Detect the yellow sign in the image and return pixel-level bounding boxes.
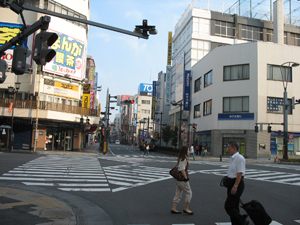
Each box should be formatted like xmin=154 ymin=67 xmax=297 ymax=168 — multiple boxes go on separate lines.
xmin=82 ymin=84 xmax=90 ymax=108
xmin=167 ymin=31 xmax=172 ymax=65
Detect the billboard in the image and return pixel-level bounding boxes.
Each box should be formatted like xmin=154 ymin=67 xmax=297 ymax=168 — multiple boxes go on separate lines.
xmin=43 ymin=16 xmax=86 ymax=80
xmin=0 ymin=22 xmax=31 ymax=68
xmin=165 ymin=66 xmax=171 ymax=105
xmin=138 ymin=83 xmax=152 ymax=96
xmin=43 ymin=78 xmax=79 ymax=99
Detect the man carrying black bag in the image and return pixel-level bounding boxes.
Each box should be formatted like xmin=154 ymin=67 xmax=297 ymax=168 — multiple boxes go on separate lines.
xmin=224 ymin=141 xmax=249 ymax=225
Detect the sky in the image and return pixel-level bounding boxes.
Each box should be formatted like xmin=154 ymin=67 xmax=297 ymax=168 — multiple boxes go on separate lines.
xmin=86 ymin=0 xmax=299 ymax=121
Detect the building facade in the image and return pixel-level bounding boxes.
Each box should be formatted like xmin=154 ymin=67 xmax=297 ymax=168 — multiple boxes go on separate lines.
xmin=0 ymin=0 xmax=100 ymax=151
xmin=169 ymin=0 xmax=300 ymax=152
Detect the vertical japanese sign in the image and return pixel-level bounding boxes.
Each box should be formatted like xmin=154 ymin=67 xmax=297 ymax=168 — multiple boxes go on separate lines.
xmin=167 ymin=31 xmax=172 ymax=65
xmin=165 ymin=65 xmax=171 ymax=106
xmin=82 ymin=84 xmax=90 ymax=109
xmin=183 ymin=70 xmax=191 ymax=111
xmin=152 ymin=81 xmax=157 ymax=120
xmin=175 ymin=52 xmax=184 ymax=102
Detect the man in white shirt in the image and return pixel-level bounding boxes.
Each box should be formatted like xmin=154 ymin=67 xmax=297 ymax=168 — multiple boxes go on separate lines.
xmin=224 ymin=141 xmax=249 ymax=225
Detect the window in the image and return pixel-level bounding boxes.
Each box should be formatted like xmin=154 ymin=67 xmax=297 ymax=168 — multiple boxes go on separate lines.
xmin=290 ymin=33 xmax=300 ymax=46
xmin=204 ymin=100 xmax=212 ymax=116
xmin=267 ymin=29 xmax=273 ymax=42
xmin=241 ymin=25 xmax=263 ymax=41
xmin=204 ymin=70 xmax=212 ymax=87
xmin=141 ymin=109 xmax=150 ymax=114
xmin=267 ymin=97 xmax=292 ymax=114
xmin=224 ymin=64 xmax=249 ymax=81
xmin=215 ymin=21 xmax=235 ymax=38
xmin=194 ymin=104 xmax=201 ymax=118
xmin=223 ymin=97 xmax=249 ymax=113
xmin=267 ymin=65 xmax=292 ymax=82
xmin=73 ymin=100 xmax=79 ymax=106
xmin=194 ymin=77 xmax=201 ymax=92
xmin=142 ymin=100 xmax=150 ymax=104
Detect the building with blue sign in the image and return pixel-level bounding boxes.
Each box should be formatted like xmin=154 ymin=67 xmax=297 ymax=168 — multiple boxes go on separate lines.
xmin=190 ymin=40 xmax=300 ymax=158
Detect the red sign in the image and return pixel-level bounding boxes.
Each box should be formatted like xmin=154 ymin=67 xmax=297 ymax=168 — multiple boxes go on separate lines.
xmin=289 ymin=133 xmax=294 ymax=140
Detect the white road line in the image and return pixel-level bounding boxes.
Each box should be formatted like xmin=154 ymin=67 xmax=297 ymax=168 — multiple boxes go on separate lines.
xmin=58 ymin=188 xmax=111 ymax=192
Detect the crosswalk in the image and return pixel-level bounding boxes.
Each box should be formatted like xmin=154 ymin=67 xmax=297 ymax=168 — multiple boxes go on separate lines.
xmin=0 ymin=155 xmax=179 ymax=192
xmin=1 ymin=154 xmax=299 ymax=193
xmin=201 ymin=168 xmax=300 ymax=186
xmin=0 ymin=155 xmax=110 ymax=192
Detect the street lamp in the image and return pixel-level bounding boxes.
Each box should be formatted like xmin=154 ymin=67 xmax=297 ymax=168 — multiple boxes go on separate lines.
xmin=171 ymin=100 xmax=183 ymax=148
xmin=7 ymin=81 xmax=20 ymax=151
xmin=280 ymin=61 xmax=299 ymax=160
xmin=155 ymin=112 xmax=163 ymax=146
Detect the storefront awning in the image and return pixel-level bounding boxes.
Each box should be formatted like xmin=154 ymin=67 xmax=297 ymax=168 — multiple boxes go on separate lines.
xmin=85 ymin=125 xmax=98 ymax=134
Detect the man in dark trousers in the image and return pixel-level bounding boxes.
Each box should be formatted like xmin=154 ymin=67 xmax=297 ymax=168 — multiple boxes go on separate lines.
xmin=224 ymin=141 xmax=249 ymax=225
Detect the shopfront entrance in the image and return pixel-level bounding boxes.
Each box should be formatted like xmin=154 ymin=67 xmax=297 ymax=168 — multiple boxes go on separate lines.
xmin=46 ymin=128 xmax=73 ymax=151
xmin=223 ymin=137 xmax=246 ymax=156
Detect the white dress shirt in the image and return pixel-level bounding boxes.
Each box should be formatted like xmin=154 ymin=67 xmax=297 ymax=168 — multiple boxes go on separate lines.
xmin=226 ymin=152 xmax=245 ymax=178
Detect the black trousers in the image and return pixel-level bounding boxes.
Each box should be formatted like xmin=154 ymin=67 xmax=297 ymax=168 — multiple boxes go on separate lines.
xmin=224 ymin=178 xmax=245 ymax=225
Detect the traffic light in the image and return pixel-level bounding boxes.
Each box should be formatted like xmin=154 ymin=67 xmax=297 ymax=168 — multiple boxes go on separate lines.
xmin=255 ymin=125 xmax=259 ymax=133
xmin=192 ymin=125 xmax=196 ymax=132
xmin=0 ymin=59 xmax=7 ymax=83
xmin=33 ymin=30 xmax=58 ymax=65
xmin=122 ymin=100 xmax=134 ymax=104
xmin=11 ymin=46 xmax=31 ymax=75
xmin=268 ymin=125 xmax=272 ymax=133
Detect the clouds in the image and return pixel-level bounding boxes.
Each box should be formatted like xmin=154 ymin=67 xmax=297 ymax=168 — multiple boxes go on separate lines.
xmin=125 ymin=10 xmax=144 ymax=21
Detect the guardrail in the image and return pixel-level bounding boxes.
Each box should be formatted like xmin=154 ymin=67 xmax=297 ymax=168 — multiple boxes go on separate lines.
xmin=0 ymin=98 xmax=98 ymax=116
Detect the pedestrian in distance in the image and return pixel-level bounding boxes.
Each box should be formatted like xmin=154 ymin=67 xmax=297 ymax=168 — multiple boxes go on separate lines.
xmin=198 ymin=144 xmax=202 ymax=156
xmin=224 ymin=141 xmax=249 ymax=225
xmin=143 ymin=141 xmax=149 ymax=157
xmin=195 ymin=145 xmax=199 ymax=156
xmin=202 ymin=146 xmax=207 ymax=159
xmin=171 ymin=146 xmax=194 ymax=215
xmin=189 ymin=144 xmax=195 ymax=160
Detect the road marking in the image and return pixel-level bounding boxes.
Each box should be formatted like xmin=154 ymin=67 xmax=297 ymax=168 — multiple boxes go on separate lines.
xmin=0 ymin=155 xmax=111 ymax=192
xmin=216 ymin=222 xmax=283 ymax=225
xmin=201 ymin=168 xmax=300 ymax=186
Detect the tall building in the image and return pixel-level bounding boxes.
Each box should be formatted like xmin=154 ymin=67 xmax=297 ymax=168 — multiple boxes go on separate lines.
xmin=170 ymin=0 xmax=300 ymax=149
xmin=0 ymin=0 xmax=99 ymax=151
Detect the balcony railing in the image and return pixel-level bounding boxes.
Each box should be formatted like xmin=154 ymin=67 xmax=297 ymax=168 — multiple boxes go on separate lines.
xmin=0 ymin=98 xmax=98 ymax=116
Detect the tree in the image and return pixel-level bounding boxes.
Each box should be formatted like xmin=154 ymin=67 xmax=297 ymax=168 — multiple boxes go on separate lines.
xmin=162 ymin=125 xmax=172 ymax=146
xmin=172 ymin=126 xmax=178 ymax=147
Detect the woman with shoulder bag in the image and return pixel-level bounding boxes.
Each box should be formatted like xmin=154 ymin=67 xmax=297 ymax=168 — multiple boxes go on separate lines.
xmin=171 ymin=146 xmax=194 ymax=215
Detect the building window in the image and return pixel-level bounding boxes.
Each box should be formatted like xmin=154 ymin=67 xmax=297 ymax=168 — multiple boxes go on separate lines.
xmin=267 ymin=65 xmax=292 ymax=82
xmin=194 ymin=104 xmax=201 ymax=118
xmin=141 ymin=109 xmax=150 ymax=114
xmin=204 ymin=100 xmax=212 ymax=116
xmin=224 ymin=64 xmax=249 ymax=81
xmin=290 ymin=33 xmax=300 ymax=46
xmin=194 ymin=77 xmax=201 ymax=92
xmin=215 ymin=21 xmax=235 ymax=38
xmin=204 ymin=70 xmax=212 ymax=87
xmin=223 ymin=97 xmax=249 ymax=113
xmin=267 ymin=97 xmax=292 ymax=114
xmin=267 ymin=29 xmax=273 ymax=42
xmin=241 ymin=25 xmax=263 ymax=41
xmin=142 ymin=100 xmax=150 ymax=104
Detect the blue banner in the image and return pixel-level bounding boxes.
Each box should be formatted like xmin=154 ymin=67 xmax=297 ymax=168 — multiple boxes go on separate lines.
xmin=152 ymin=81 xmax=157 ymax=120
xmin=218 ymin=113 xmax=254 ymax=120
xmin=183 ymin=70 xmax=191 ymax=111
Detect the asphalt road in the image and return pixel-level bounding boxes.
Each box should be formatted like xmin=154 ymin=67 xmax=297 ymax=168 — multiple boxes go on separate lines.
xmin=0 ymin=145 xmax=299 ymax=225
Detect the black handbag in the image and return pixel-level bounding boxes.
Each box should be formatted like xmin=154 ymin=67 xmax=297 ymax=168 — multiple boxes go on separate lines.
xmin=220 ymin=176 xmax=230 ymax=187
xmin=169 ymin=164 xmax=184 ymax=181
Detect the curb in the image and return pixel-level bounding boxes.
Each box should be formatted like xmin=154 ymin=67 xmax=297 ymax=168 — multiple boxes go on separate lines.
xmin=0 ymin=182 xmax=113 ymax=225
